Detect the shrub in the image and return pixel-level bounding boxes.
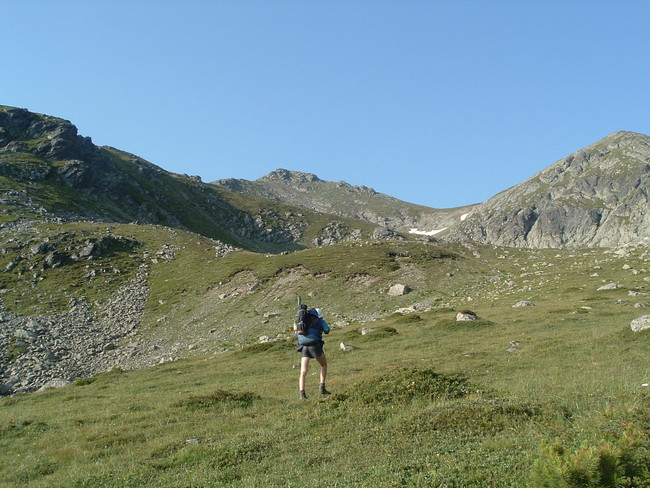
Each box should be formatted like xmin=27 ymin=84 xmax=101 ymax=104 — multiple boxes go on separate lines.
xmin=530 ymin=428 xmax=650 ymax=487
xmin=334 ymin=368 xmax=470 ymax=406
xmin=175 ymin=390 xmax=260 ymax=410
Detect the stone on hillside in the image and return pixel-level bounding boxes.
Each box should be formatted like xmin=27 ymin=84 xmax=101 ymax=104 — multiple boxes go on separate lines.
xmin=456 ymin=311 xmax=477 ymax=322
xmin=340 ymin=342 xmax=355 ymax=352
xmin=628 ymin=290 xmax=649 ymax=297
xmin=630 ymin=315 xmax=650 ymax=332
xmin=512 ymin=300 xmax=535 ymax=308
xmin=361 ymin=328 xmax=374 ymax=335
xmin=14 ymin=328 xmax=37 ymax=341
xmin=388 ymin=284 xmax=411 ymax=296
xmin=37 ymin=378 xmax=71 ymax=391
xmin=597 ymin=283 xmax=620 ymax=291
xmin=395 ymin=306 xmax=417 ymax=314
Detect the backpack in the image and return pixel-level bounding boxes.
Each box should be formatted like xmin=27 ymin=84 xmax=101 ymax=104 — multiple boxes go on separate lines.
xmin=295 ymin=306 xmax=319 ymax=335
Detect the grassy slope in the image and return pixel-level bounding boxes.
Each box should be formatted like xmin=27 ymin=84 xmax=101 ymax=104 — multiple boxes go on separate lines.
xmin=1 ymin=233 xmax=649 ymax=486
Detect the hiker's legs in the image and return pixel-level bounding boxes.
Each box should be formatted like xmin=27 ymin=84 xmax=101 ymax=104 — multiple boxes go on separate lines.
xmin=299 ymin=357 xmax=310 ymax=391
xmin=316 ymin=353 xmax=327 ymax=384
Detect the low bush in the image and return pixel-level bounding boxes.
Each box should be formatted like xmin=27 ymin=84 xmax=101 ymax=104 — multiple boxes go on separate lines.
xmin=175 ymin=390 xmax=260 ymax=410
xmin=334 ymin=367 xmax=470 ymax=406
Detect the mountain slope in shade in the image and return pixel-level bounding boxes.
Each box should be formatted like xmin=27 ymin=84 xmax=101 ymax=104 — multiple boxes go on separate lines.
xmin=451 ymin=131 xmax=650 ymax=248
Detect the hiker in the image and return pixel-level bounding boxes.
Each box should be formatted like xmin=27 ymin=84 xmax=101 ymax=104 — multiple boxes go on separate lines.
xmin=295 ymin=307 xmax=330 ymax=399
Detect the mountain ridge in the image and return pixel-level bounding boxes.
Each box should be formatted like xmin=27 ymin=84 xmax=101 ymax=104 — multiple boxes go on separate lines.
xmin=1 ymin=105 xmax=648 ymax=251
xmin=213 ymin=168 xmax=477 ymax=237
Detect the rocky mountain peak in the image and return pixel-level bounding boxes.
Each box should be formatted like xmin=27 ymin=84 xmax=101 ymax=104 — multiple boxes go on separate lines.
xmin=453 ymin=131 xmax=650 ymax=248
xmin=259 ymin=168 xmax=322 ymax=183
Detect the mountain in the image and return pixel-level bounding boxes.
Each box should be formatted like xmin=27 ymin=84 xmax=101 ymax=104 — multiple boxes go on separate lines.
xmin=0 ymin=106 xmax=379 ymax=252
xmin=212 ymin=168 xmax=476 ymax=236
xmin=449 ymin=131 xmax=650 ymax=248
xmin=4 ymin=105 xmax=647 ymax=250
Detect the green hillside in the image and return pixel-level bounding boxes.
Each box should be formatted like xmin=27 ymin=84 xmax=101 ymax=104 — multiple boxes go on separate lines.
xmin=1 ymin=106 xmax=649 ymax=486
xmin=1 ymin=232 xmax=648 ymax=486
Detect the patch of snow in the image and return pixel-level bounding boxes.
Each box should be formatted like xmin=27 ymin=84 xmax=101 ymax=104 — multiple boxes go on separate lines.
xmin=409 ymin=227 xmax=448 ymax=236
xmin=460 ymin=213 xmax=469 ymax=221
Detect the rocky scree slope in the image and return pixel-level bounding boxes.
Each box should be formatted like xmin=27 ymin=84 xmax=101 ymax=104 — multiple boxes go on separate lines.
xmin=451 ymin=131 xmax=650 ymax=248
xmin=0 ymin=264 xmax=150 ymax=395
xmin=213 ymin=168 xmax=476 ymax=237
xmin=0 ymin=106 xmax=379 ymax=252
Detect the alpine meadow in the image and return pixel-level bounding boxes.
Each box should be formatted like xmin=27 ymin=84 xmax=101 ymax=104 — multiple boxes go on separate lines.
xmin=0 ymin=106 xmax=648 ymax=487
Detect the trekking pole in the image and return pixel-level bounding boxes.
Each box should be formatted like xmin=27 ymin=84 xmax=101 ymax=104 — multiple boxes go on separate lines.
xmin=292 ymin=296 xmax=302 ymax=342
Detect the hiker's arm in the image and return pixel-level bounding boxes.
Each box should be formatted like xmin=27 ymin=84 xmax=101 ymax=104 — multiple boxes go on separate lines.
xmin=320 ymin=319 xmax=330 ymax=334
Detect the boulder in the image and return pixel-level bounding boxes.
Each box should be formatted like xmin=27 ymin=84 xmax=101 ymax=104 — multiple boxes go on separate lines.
xmin=37 ymin=378 xmax=71 ymax=391
xmin=597 ymin=283 xmax=620 ymax=291
xmin=388 ymin=284 xmax=411 ymax=296
xmin=456 ymin=312 xmax=477 ymax=322
xmin=512 ymin=301 xmax=535 ymax=308
xmin=630 ymin=315 xmax=650 ymax=332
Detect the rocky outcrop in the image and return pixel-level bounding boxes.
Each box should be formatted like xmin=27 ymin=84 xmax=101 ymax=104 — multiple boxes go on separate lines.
xmin=452 ymin=132 xmax=650 ymax=248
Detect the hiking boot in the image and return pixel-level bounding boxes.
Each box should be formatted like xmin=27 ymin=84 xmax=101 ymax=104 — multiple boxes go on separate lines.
xmin=299 ymin=389 xmax=307 ymax=400
xmin=319 ymin=383 xmax=331 ymax=395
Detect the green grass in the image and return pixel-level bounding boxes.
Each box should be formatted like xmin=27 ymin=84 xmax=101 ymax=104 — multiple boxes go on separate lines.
xmin=1 ymin=231 xmax=649 ymax=486
xmin=1 ymin=273 xmax=648 ymax=486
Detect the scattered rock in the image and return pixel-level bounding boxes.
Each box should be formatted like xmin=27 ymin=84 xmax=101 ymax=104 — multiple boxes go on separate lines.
xmin=37 ymin=378 xmax=71 ymax=391
xmin=512 ymin=300 xmax=535 ymax=308
xmin=340 ymin=342 xmax=355 ymax=352
xmin=456 ymin=311 xmax=477 ymax=322
xmin=388 ymin=284 xmax=411 ymax=296
xmin=395 ymin=306 xmax=418 ymax=314
xmin=361 ymin=328 xmax=374 ymax=335
xmin=597 ymin=283 xmax=620 ymax=291
xmin=630 ymin=315 xmax=650 ymax=332
xmin=0 ymin=265 xmax=151 ymax=395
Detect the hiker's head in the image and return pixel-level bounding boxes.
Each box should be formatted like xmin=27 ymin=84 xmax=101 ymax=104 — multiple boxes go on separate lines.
xmin=314 ymin=308 xmax=324 ymax=318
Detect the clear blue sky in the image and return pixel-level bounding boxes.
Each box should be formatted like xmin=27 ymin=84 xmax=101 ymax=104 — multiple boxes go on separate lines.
xmin=3 ymin=1 xmax=649 ymax=208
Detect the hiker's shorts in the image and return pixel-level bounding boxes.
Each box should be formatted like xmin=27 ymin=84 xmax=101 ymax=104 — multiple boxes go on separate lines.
xmin=299 ymin=341 xmax=324 ymax=359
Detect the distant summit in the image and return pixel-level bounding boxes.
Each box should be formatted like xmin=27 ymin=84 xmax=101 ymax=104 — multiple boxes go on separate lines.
xmin=213 ymin=168 xmax=474 ymax=235
xmin=260 ymin=168 xmax=322 ymax=183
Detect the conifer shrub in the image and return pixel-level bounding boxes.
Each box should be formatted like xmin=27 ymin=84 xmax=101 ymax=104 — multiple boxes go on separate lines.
xmin=530 ymin=428 xmax=650 ymax=487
